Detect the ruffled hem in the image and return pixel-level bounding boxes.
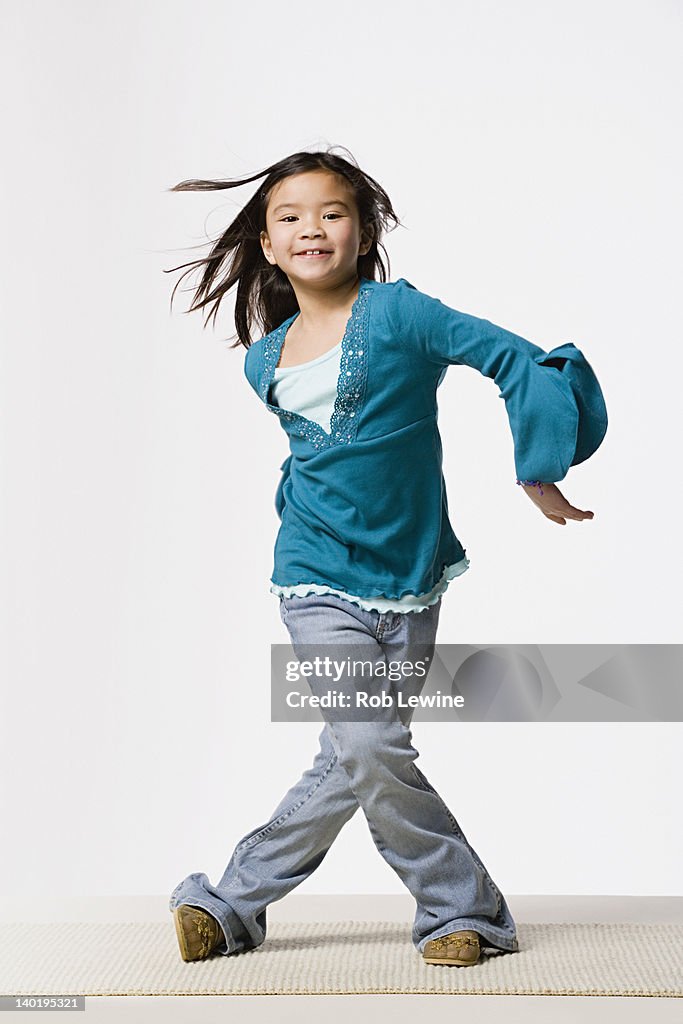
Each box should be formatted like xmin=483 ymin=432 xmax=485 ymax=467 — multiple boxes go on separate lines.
xmin=269 ymin=556 xmax=471 ymax=614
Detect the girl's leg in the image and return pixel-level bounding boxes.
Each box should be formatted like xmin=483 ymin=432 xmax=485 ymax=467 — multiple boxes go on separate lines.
xmin=168 ymin=593 xmax=518 ymax=956
xmin=169 ymin=720 xmax=363 ymax=953
xmin=169 ymin=596 xmax=369 ymax=953
xmin=279 ymin=594 xmax=518 ymax=955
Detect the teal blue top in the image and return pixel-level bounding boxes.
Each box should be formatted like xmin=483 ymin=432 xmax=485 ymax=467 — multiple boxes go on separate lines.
xmin=243 ymin=277 xmax=608 ymax=602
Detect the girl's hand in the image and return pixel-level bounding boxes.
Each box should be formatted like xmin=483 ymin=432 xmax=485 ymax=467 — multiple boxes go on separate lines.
xmin=521 ymin=482 xmax=594 ymax=525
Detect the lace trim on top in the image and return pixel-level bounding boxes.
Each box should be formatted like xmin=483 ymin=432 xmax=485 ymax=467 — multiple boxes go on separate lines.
xmin=260 ymin=279 xmax=372 ymax=450
xmin=270 ymin=556 xmax=471 ymax=614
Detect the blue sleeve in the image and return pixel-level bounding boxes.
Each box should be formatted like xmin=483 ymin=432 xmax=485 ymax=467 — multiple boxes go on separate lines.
xmin=243 ymin=342 xmax=262 ymax=397
xmin=274 ymin=455 xmax=292 ymax=520
xmin=395 ymin=279 xmax=608 ymax=483
xmin=243 ymin=342 xmax=290 ymax=517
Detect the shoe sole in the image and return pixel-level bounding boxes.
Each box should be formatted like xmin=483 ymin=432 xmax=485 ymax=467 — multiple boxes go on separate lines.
xmin=173 ymin=907 xmax=195 ymax=962
xmin=173 ymin=905 xmax=219 ymax=962
xmin=422 ymin=954 xmax=480 ymax=966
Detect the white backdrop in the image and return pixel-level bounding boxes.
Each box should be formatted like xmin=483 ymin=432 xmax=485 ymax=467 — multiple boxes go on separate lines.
xmin=1 ymin=0 xmax=681 ymax=912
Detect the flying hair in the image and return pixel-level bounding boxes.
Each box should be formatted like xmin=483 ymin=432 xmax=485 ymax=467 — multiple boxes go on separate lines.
xmin=164 ymin=145 xmax=402 ymax=349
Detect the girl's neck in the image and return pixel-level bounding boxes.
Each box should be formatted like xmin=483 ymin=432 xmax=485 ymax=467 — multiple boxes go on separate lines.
xmin=290 ymin=275 xmax=361 ymax=334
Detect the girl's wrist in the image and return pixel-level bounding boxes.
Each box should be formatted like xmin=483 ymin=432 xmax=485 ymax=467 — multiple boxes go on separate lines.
xmin=516 ymin=479 xmax=545 ymax=496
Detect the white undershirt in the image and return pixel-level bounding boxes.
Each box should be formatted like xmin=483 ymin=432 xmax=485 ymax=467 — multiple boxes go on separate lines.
xmin=271 ymin=340 xmax=342 ymax=434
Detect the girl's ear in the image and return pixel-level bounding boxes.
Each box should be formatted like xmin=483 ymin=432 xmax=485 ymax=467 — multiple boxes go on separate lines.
xmin=260 ymin=231 xmax=276 ymax=266
xmin=360 ymin=226 xmax=374 ymax=255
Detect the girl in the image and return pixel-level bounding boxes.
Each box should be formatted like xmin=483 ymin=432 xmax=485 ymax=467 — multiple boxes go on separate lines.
xmin=166 ymin=147 xmax=608 ymax=968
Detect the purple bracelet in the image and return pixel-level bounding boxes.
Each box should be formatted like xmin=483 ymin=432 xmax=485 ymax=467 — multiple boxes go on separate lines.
xmin=516 ymin=479 xmax=545 ymax=496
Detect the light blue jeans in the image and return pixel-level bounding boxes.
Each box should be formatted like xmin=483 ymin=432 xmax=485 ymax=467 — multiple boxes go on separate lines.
xmin=169 ymin=593 xmax=519 ymax=956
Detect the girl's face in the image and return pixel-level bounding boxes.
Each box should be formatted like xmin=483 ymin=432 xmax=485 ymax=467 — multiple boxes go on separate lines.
xmin=260 ymin=170 xmax=372 ymax=288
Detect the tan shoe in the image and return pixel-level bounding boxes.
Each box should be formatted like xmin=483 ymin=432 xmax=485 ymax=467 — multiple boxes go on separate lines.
xmin=173 ymin=904 xmax=224 ymax=962
xmin=422 ymin=929 xmax=481 ymax=966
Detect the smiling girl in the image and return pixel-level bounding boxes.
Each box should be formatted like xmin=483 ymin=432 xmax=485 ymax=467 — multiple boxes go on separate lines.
xmin=166 ymin=146 xmax=607 ymax=968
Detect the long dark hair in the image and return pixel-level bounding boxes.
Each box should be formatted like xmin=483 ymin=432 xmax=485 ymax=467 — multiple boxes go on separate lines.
xmin=164 ymin=146 xmax=401 ymax=349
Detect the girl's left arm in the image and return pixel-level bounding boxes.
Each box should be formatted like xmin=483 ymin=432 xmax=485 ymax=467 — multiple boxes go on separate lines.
xmin=517 ymin=481 xmax=595 ymax=526
xmin=396 ymin=281 xmax=608 ymax=497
